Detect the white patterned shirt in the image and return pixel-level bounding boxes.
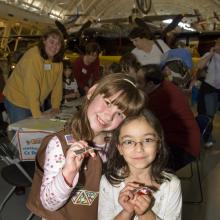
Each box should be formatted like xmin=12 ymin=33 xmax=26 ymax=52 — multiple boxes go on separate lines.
xmin=98 ymin=172 xmax=182 ymax=220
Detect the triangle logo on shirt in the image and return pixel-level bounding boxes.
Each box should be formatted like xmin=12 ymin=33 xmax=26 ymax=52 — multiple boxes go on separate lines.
xmin=71 ymin=190 xmax=98 ymax=206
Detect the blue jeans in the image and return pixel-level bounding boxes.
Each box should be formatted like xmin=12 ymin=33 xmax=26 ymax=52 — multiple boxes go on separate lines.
xmin=3 ymin=97 xmax=32 ymax=123
xmin=204 ymin=92 xmax=220 ymax=118
xmin=200 ymin=92 xmax=219 ymax=142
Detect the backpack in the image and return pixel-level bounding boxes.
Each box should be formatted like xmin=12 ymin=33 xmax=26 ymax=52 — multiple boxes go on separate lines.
xmin=26 ymin=130 xmax=102 ymax=220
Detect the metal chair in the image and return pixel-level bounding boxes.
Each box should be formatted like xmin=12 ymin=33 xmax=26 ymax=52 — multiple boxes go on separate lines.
xmin=181 ymin=158 xmax=203 ymax=204
xmin=181 ymin=115 xmax=211 ymax=204
xmin=0 ymin=142 xmax=35 ymax=220
xmin=196 ymin=114 xmax=212 ymax=144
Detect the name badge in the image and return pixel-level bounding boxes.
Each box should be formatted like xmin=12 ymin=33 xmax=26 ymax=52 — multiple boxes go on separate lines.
xmin=82 ymin=68 xmax=87 ymax=74
xmin=44 ymin=63 xmax=52 ymax=70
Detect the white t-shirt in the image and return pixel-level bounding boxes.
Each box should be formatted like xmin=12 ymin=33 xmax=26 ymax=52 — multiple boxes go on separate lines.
xmin=132 ymin=39 xmax=170 ymax=65
xmin=203 ymin=52 xmax=220 ymax=89
xmin=98 ymin=172 xmax=182 ymax=220
xmin=63 ymin=78 xmax=78 ymax=92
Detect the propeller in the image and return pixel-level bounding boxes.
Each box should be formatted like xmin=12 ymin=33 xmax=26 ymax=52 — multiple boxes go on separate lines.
xmin=162 ymin=14 xmax=183 ymax=36
xmin=55 ymin=19 xmax=92 ymax=54
xmin=135 ymin=14 xmax=185 ymax=49
xmin=55 ymin=20 xmax=69 ymax=39
xmin=75 ymin=20 xmax=92 ymax=39
xmin=141 ymin=14 xmax=196 ymax=22
xmin=135 ymin=14 xmax=184 ymax=39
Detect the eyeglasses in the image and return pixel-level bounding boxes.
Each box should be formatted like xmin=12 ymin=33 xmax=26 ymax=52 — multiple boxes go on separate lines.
xmin=120 ymin=138 xmax=159 ymax=149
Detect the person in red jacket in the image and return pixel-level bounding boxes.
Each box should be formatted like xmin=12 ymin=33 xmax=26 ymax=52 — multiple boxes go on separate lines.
xmin=73 ymin=42 xmax=100 ymax=96
xmin=137 ymin=64 xmax=201 ymax=171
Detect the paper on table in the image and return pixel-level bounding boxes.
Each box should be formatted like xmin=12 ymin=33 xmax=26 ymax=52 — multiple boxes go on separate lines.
xmin=8 ymin=118 xmax=65 ymax=132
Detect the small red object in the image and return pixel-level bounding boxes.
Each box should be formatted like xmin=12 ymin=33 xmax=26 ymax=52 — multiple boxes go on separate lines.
xmin=135 ymin=187 xmax=152 ymax=196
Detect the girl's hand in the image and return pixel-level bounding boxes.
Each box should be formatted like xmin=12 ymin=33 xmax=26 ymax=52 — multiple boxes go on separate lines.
xmin=132 ymin=193 xmax=153 ymax=216
xmin=41 ymin=108 xmax=60 ymax=118
xmin=62 ymin=141 xmax=96 ymax=185
xmin=118 ymin=182 xmax=140 ymax=216
xmin=50 ymin=108 xmax=60 ymax=115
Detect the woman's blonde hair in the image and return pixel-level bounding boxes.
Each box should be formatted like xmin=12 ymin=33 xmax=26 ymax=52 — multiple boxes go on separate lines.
xmin=66 ymin=73 xmax=145 ymax=141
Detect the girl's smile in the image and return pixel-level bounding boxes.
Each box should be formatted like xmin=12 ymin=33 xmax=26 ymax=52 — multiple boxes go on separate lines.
xmin=87 ymin=92 xmax=126 ymax=135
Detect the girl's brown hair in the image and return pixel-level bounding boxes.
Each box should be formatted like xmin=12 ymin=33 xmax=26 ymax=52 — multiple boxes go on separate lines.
xmin=38 ymin=28 xmax=65 ymax=62
xmin=66 ymin=73 xmax=145 ymax=141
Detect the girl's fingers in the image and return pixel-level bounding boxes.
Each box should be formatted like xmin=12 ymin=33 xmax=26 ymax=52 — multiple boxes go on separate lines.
xmin=136 ymin=195 xmax=151 ymax=206
xmin=69 ymin=141 xmax=88 ymax=154
xmin=120 ymin=189 xmax=136 ymax=201
xmin=121 ymin=191 xmax=134 ymax=199
xmin=133 ymin=194 xmax=152 ymax=213
xmin=87 ymin=148 xmax=96 ymax=158
xmin=119 ymin=194 xmax=129 ymax=203
xmin=121 ymin=183 xmax=139 ymax=193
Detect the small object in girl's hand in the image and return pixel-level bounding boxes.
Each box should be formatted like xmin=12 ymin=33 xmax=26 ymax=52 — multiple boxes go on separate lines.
xmin=135 ymin=187 xmax=153 ymax=196
xmin=74 ymin=146 xmax=102 ymax=156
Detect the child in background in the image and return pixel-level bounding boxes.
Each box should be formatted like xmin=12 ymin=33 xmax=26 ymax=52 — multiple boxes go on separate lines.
xmin=98 ymin=109 xmax=182 ymax=220
xmin=119 ymin=53 xmax=140 ymax=80
xmin=108 ymin=62 xmax=122 ymax=74
xmin=73 ymin=42 xmax=101 ymax=96
xmin=63 ymin=59 xmax=80 ymax=102
xmin=27 ymin=73 xmax=145 ymax=220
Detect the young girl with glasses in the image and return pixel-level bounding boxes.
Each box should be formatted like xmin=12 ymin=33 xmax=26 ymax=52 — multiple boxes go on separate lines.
xmin=98 ymin=109 xmax=182 ymax=220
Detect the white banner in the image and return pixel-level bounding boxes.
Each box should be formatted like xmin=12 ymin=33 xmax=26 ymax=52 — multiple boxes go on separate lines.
xmin=15 ymin=130 xmax=51 ymax=161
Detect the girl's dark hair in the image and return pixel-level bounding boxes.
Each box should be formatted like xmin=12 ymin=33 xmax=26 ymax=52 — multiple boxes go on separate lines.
xmin=105 ymin=109 xmax=169 ymax=186
xmin=38 ymin=28 xmax=65 ymax=62
xmin=63 ymin=59 xmax=72 ymax=69
xmin=63 ymin=59 xmax=74 ymax=80
xmin=85 ymin=42 xmax=100 ymax=55
xmin=109 ymin=62 xmax=122 ymax=73
xmin=65 ymin=73 xmax=145 ymax=141
xmin=128 ymin=27 xmax=151 ymax=40
xmin=140 ymin=64 xmax=164 ymax=85
xmin=120 ymin=53 xmax=140 ymax=73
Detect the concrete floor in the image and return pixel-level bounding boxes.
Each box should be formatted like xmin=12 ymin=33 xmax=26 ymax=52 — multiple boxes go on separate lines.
xmin=0 ymin=112 xmax=220 ymax=220
xmin=180 ymin=111 xmax=220 ymax=220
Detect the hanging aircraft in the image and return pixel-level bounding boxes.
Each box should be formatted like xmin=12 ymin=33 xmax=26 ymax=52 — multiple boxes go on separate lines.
xmin=1 ymin=0 xmax=220 ymax=64
xmin=61 ymin=13 xmax=196 ymax=55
